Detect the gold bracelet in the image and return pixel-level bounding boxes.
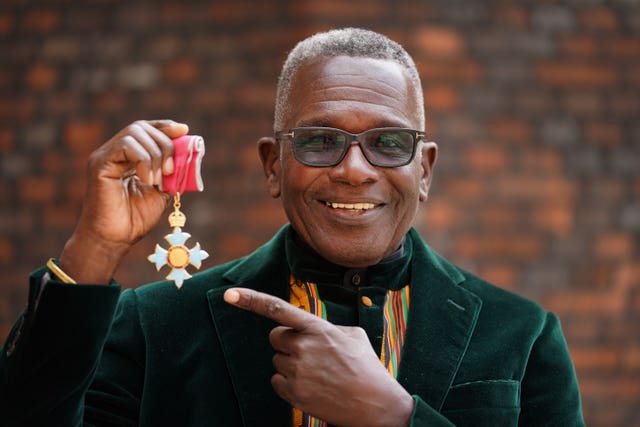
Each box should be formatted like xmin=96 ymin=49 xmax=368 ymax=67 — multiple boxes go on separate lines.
xmin=46 ymin=258 xmax=77 ymax=284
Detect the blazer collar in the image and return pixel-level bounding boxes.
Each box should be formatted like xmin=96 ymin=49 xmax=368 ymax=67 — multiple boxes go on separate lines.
xmin=207 ymin=226 xmax=291 ymax=426
xmin=207 ymin=226 xmax=482 ymax=423
xmin=397 ymin=229 xmax=482 ymax=411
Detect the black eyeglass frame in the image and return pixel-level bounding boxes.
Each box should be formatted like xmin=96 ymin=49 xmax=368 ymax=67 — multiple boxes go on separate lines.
xmin=274 ymin=126 xmax=426 ymax=168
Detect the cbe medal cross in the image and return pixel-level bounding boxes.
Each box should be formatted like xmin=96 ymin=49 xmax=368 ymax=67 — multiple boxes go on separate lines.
xmin=147 ymin=134 xmax=208 ymax=289
xmin=148 ymin=194 xmax=209 ymax=289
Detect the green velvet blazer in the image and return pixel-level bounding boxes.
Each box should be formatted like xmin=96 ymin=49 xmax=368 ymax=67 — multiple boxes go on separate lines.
xmin=1 ymin=226 xmax=584 ymax=426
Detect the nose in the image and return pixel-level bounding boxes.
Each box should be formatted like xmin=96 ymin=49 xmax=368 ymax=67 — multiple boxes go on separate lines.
xmin=328 ymin=143 xmax=379 ymax=185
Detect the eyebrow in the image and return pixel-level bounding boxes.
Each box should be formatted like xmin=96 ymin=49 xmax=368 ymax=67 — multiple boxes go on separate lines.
xmin=295 ymin=116 xmax=333 ymax=128
xmin=295 ymin=116 xmax=411 ymax=129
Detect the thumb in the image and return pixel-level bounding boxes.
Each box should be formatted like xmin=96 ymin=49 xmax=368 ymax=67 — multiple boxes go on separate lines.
xmin=151 ymin=120 xmax=189 ymax=139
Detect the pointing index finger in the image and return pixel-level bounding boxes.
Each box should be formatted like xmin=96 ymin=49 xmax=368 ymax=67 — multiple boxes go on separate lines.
xmin=224 ymin=288 xmax=316 ymax=331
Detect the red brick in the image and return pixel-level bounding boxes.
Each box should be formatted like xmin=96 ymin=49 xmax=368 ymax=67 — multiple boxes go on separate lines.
xmin=43 ymin=205 xmax=79 ymax=229
xmin=289 ymin=1 xmax=385 ymax=20
xmin=64 ymin=119 xmax=106 ymax=154
xmin=536 ymin=62 xmax=618 ymax=87
xmin=572 ymin=347 xmax=620 ymax=371
xmin=478 ymin=263 xmax=518 ymax=290
xmin=584 ymin=122 xmax=622 ymax=146
xmin=564 ymin=91 xmax=602 ymax=116
xmin=498 ymin=5 xmax=527 ymax=28
xmin=19 ymin=176 xmax=57 ymax=202
xmin=143 ymin=89 xmax=178 ymax=112
xmin=609 ymin=37 xmax=640 ymax=59
xmin=22 ymin=9 xmax=59 ymax=32
xmin=463 ymin=146 xmax=507 ymax=171
xmin=622 ymin=346 xmax=640 ymax=370
xmin=396 ymin=3 xmax=434 ymax=22
xmin=0 ymin=324 xmax=12 ymax=346
xmin=0 ymin=237 xmax=12 ymax=265
xmin=0 ymin=13 xmax=12 ymax=35
xmin=617 ymin=262 xmax=640 ymax=292
xmin=66 ymin=175 xmax=88 ymax=202
xmin=533 ymin=204 xmax=573 ymax=236
xmin=160 ymin=3 xmax=188 ymax=24
xmin=630 ymin=65 xmax=640 ymax=86
xmin=441 ymin=178 xmax=487 ymax=201
xmin=574 ymin=264 xmax=615 ymax=291
xmin=41 ymin=151 xmax=66 ymax=174
xmin=454 ymin=234 xmax=543 ymax=259
xmin=422 ymin=200 xmax=460 ymax=229
xmin=0 ymin=128 xmax=14 ymax=151
xmin=241 ymin=29 xmax=296 ymax=54
xmin=217 ymin=233 xmax=261 ymax=262
xmin=26 ymin=63 xmax=58 ymax=90
xmin=192 ymin=88 xmax=228 ymax=111
xmin=579 ymin=7 xmax=618 ymax=31
xmin=238 ymin=143 xmax=262 ymax=170
xmin=559 ymin=35 xmax=599 ymax=57
xmin=420 ymin=60 xmax=482 ymax=82
xmin=93 ymin=91 xmax=126 ymax=113
xmin=479 ymin=206 xmax=518 ymax=229
xmin=497 ymin=176 xmax=577 ymax=203
xmin=610 ymin=92 xmax=639 ymax=117
xmin=46 ymin=92 xmax=78 ymax=115
xmin=579 ymin=378 xmax=640 ymax=400
xmin=519 ymin=148 xmax=563 ymax=174
xmin=208 ymin=2 xmax=273 ymax=22
xmin=546 ymin=292 xmax=624 ymax=315
xmin=415 ymin=27 xmax=466 ymax=58
xmin=488 ymin=118 xmax=532 ymax=142
xmin=245 ymin=202 xmax=287 ymax=229
xmin=0 ymin=68 xmax=13 ymax=90
xmin=237 ymin=83 xmax=278 ymax=110
xmin=165 ymin=59 xmax=199 ymax=83
xmin=562 ymin=319 xmax=600 ymax=342
xmin=594 ymin=233 xmax=634 ymax=259
xmin=424 ymin=85 xmax=459 ymax=111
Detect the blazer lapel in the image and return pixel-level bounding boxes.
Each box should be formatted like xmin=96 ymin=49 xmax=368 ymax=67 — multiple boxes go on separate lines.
xmin=397 ymin=230 xmax=482 ymax=411
xmin=207 ymin=228 xmax=292 ymax=426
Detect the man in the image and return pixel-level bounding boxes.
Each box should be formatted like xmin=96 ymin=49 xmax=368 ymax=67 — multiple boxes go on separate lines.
xmin=1 ymin=28 xmax=584 ymax=426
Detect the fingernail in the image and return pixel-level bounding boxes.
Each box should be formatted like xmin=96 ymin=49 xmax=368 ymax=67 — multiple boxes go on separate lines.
xmin=163 ymin=157 xmax=174 ymax=175
xmin=148 ymin=171 xmax=154 ymax=184
xmin=224 ymin=289 xmax=240 ymax=304
xmin=155 ymin=169 xmax=162 ymax=185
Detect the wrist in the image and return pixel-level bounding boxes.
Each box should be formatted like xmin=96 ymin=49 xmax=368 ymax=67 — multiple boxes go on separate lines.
xmin=375 ymin=388 xmax=414 ymax=427
xmin=59 ymin=231 xmax=130 ymax=284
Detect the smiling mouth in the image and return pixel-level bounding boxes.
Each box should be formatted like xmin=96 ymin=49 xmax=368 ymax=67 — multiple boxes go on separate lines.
xmin=324 ymin=201 xmax=377 ymax=211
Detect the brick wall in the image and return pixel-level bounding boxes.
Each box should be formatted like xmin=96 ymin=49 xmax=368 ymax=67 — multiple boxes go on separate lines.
xmin=1 ymin=0 xmax=638 ymax=424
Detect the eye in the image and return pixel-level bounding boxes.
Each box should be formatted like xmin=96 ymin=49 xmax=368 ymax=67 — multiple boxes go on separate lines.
xmin=298 ymin=132 xmax=339 ymax=152
xmin=373 ymin=133 xmax=409 ymax=151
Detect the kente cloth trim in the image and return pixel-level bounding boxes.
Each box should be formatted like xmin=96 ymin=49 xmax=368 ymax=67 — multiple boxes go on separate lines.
xmin=288 ymin=274 xmax=411 ymax=427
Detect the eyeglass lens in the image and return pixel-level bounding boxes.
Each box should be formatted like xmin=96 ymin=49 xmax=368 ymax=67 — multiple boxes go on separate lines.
xmin=292 ymin=129 xmax=415 ymax=167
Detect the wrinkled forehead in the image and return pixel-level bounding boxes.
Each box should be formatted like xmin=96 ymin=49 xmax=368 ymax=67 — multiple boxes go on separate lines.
xmin=285 ymin=56 xmax=422 ymax=130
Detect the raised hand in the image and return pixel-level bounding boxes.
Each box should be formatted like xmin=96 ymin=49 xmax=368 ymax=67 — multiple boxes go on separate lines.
xmin=59 ymin=120 xmax=189 ymax=284
xmin=224 ymin=288 xmax=414 ymax=427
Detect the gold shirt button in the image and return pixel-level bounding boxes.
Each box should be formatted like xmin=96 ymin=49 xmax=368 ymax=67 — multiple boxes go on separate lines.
xmin=361 ymin=296 xmax=373 ymax=307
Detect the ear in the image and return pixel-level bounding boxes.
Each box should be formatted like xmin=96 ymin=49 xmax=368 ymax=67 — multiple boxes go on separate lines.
xmin=418 ymin=141 xmax=438 ymax=202
xmin=258 ymin=136 xmax=281 ymax=198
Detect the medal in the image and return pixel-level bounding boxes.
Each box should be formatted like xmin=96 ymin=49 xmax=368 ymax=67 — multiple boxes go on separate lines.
xmin=147 ymin=135 xmax=208 ymax=289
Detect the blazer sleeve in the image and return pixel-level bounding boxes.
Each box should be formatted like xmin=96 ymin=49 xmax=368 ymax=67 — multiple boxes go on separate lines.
xmin=0 ymin=268 xmax=121 ymax=427
xmin=85 ymin=288 xmax=146 ymax=426
xmin=518 ymin=312 xmax=584 ymax=426
xmin=409 ymin=396 xmax=456 ymax=426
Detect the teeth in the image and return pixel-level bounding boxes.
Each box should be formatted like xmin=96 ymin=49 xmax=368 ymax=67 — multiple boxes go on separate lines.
xmin=325 ymin=202 xmax=376 ymax=210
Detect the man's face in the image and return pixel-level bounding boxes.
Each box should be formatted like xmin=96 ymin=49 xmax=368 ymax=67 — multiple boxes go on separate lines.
xmin=260 ymin=55 xmax=437 ymax=267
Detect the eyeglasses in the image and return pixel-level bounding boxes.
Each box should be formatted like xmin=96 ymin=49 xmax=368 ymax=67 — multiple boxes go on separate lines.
xmin=275 ymin=127 xmax=426 ymax=168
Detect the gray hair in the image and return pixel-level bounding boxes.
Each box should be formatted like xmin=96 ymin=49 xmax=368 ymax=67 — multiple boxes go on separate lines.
xmin=274 ymin=28 xmax=425 ymax=131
